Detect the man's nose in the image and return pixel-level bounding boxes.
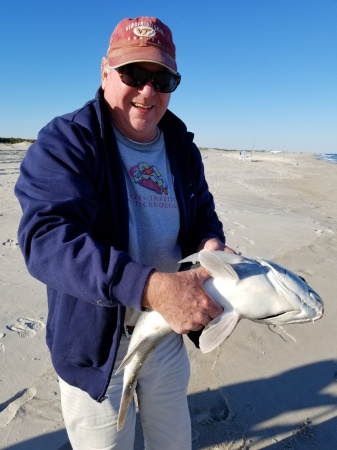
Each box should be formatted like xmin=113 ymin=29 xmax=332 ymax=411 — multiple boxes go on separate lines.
xmin=139 ymin=81 xmax=156 ymax=95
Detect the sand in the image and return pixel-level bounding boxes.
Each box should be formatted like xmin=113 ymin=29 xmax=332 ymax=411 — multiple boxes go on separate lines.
xmin=0 ymin=144 xmax=336 ymax=449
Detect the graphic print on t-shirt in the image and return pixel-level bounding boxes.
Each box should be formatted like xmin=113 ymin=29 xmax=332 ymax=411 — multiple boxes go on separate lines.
xmin=129 ymin=161 xmax=168 ymax=195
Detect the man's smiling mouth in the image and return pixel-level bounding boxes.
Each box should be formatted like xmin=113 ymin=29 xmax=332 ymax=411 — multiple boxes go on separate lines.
xmin=132 ymin=102 xmax=153 ymax=109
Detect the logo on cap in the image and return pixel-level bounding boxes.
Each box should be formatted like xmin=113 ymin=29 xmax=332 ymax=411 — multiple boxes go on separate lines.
xmin=133 ymin=26 xmax=156 ymax=37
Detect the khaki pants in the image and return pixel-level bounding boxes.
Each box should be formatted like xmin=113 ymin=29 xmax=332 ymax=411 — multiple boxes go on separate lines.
xmin=59 ymin=333 xmax=191 ymax=450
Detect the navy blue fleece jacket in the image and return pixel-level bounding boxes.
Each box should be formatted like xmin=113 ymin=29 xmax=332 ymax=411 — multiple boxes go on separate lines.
xmin=15 ymin=88 xmax=224 ymax=401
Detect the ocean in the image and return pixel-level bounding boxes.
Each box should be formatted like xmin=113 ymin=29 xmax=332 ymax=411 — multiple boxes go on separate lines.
xmin=317 ymin=153 xmax=337 ymax=164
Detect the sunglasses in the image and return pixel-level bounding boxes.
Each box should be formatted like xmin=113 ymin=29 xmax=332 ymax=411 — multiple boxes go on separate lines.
xmin=115 ymin=64 xmax=181 ymax=93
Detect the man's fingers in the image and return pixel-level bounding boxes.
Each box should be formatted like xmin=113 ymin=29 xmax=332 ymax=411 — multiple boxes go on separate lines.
xmin=194 ymin=266 xmax=212 ymax=281
xmin=191 ymin=267 xmax=223 ymax=318
xmin=224 ymin=246 xmax=236 ymax=254
xmin=144 ymin=269 xmax=223 ymax=334
xmin=208 ymin=299 xmax=223 ymax=318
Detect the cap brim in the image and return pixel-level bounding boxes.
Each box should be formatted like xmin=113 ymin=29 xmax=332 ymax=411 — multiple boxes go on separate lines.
xmin=108 ymin=47 xmax=177 ymax=73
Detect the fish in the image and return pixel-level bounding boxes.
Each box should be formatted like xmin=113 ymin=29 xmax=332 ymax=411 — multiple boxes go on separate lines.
xmin=115 ymin=310 xmax=172 ymax=431
xmin=116 ymin=249 xmax=324 ymax=430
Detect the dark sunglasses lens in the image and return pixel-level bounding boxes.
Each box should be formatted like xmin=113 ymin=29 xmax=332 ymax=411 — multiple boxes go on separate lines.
xmin=152 ymin=72 xmax=180 ymax=93
xmin=120 ymin=66 xmax=148 ymax=88
xmin=118 ymin=65 xmax=180 ymax=93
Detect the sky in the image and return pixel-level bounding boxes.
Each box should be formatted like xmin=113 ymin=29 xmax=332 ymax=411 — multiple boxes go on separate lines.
xmin=0 ymin=0 xmax=336 ymax=153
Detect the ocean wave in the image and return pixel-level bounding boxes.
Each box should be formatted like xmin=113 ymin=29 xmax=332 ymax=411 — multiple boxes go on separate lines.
xmin=316 ymin=153 xmax=337 ymax=164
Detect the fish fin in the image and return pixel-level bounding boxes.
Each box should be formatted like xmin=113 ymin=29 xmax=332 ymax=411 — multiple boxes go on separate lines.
xmin=179 ymin=252 xmax=200 ymax=264
xmin=199 ymin=250 xmax=240 ymax=282
xmin=116 ymin=328 xmax=172 ymax=374
xmin=115 ymin=360 xmax=127 ymax=375
xmin=199 ymin=310 xmax=240 ymax=353
xmin=115 ymin=343 xmax=141 ymax=374
xmin=203 ymin=251 xmax=248 ymax=266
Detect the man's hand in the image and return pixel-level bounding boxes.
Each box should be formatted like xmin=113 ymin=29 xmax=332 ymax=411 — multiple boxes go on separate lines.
xmin=141 ymin=238 xmax=235 ymax=334
xmin=198 ymin=237 xmax=236 ymax=253
xmin=142 ymin=268 xmax=223 ymax=334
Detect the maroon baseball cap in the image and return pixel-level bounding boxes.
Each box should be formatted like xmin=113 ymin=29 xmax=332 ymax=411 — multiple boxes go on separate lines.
xmin=106 ymin=16 xmax=177 ymax=73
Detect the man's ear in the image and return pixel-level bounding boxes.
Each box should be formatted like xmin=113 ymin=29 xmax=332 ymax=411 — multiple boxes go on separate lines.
xmin=101 ymin=57 xmax=109 ymax=89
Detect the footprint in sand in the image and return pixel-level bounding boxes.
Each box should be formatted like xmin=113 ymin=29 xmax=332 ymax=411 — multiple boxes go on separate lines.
xmin=7 ymin=317 xmax=45 ymax=339
xmin=0 ymin=387 xmax=36 ymax=429
xmin=2 ymin=238 xmax=19 ymax=248
xmin=226 ymin=222 xmax=246 ymax=236
xmin=283 ymin=419 xmax=317 ymax=448
xmin=226 ymin=228 xmax=236 ymax=235
xmin=190 ymin=389 xmax=230 ymax=426
xmin=243 ymin=236 xmax=255 ymax=246
xmin=233 ymin=222 xmax=245 ymax=229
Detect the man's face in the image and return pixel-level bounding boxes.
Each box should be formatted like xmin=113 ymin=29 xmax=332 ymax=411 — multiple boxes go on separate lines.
xmin=101 ymin=60 xmax=171 ymax=143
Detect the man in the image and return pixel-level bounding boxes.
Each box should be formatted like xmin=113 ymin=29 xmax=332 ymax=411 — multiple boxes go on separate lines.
xmin=15 ymin=16 xmax=234 ymax=449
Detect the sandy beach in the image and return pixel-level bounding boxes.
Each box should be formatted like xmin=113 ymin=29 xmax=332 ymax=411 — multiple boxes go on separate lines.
xmin=0 ymin=144 xmax=336 ymax=449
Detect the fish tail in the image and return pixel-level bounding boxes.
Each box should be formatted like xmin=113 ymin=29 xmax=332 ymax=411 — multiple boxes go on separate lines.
xmin=117 ymin=384 xmax=135 ymax=431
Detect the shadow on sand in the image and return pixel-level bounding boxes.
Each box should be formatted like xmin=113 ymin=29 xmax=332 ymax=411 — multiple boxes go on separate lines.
xmin=3 ymin=360 xmax=337 ymax=449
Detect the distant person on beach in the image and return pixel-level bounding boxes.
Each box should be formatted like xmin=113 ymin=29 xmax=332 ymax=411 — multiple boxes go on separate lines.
xmin=15 ymin=16 xmax=234 ymax=449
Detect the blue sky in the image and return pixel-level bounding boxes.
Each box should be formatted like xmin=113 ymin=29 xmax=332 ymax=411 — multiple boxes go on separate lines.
xmin=0 ymin=0 xmax=336 ymax=153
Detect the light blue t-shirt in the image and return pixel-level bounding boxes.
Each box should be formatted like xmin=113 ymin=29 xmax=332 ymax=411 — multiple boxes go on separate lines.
xmin=114 ymin=127 xmax=182 ymax=324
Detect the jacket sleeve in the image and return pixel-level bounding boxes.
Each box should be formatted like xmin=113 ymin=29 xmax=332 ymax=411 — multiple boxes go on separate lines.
xmin=15 ymin=116 xmax=153 ymax=309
